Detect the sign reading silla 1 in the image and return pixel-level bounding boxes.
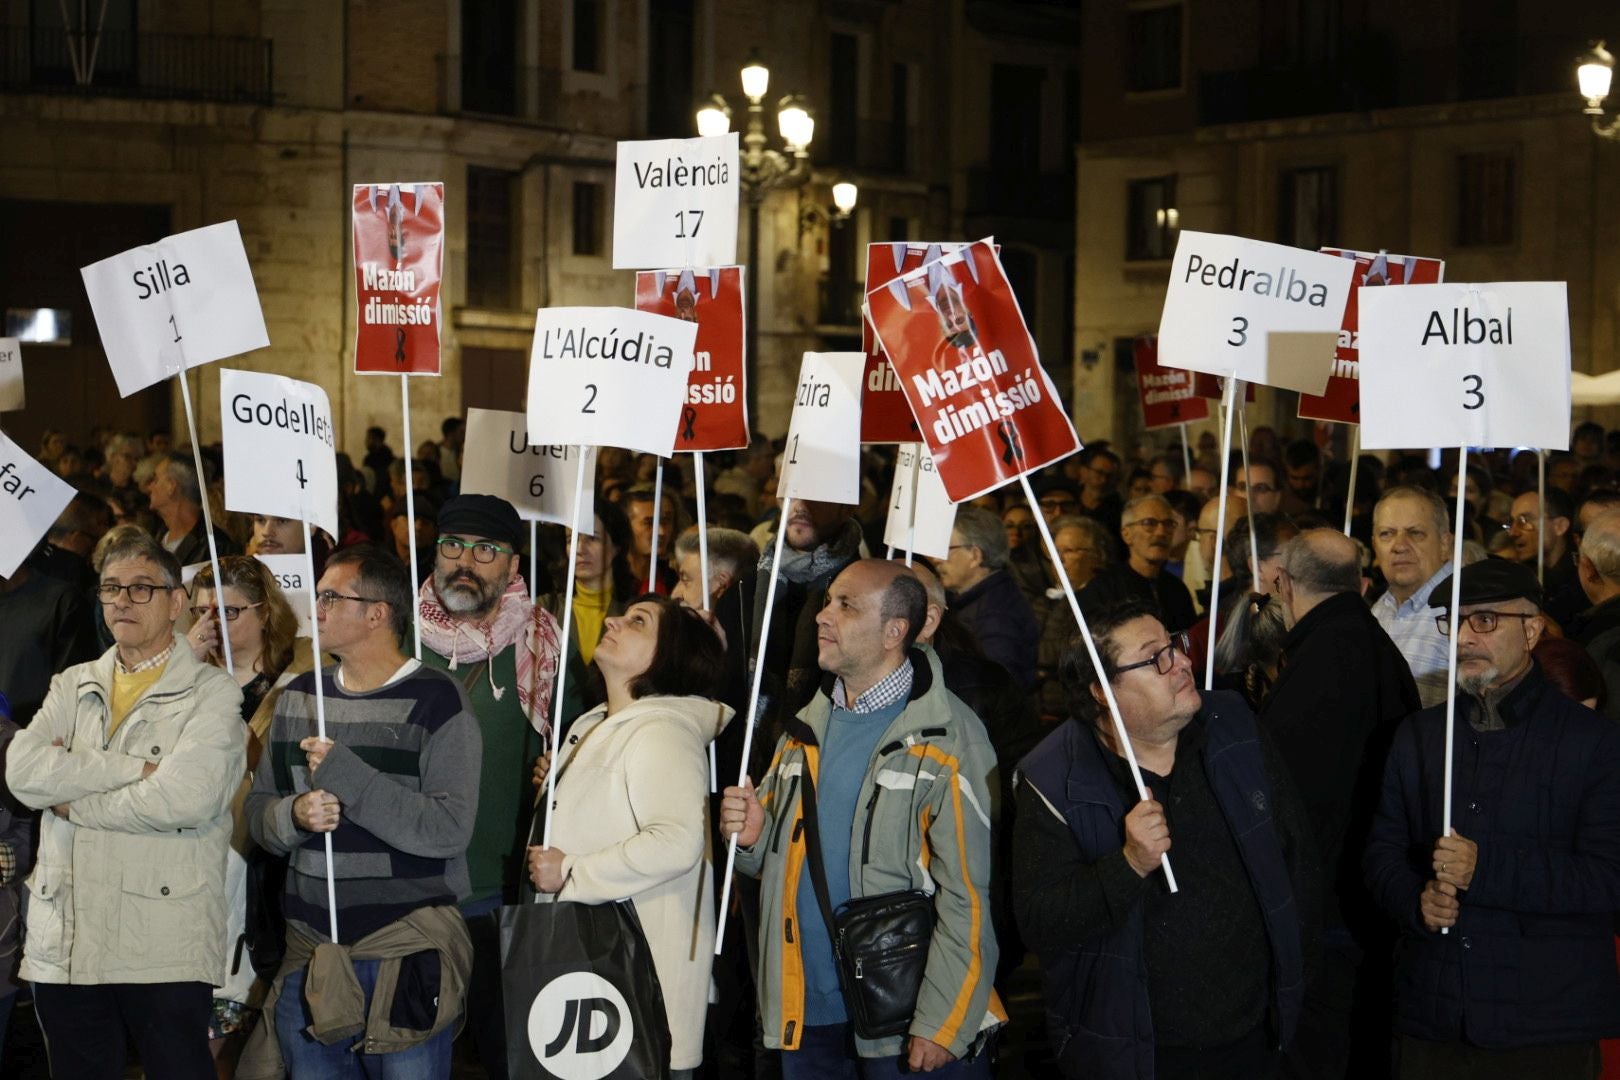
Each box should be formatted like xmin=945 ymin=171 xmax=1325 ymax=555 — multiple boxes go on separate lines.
xmin=352 ymin=183 xmax=444 ymax=375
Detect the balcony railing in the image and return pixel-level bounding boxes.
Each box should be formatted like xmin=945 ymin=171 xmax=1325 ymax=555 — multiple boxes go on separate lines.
xmin=0 ymin=25 xmax=272 ymax=105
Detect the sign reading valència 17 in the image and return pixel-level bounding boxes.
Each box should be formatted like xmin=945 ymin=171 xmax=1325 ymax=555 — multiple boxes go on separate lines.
xmin=612 ymin=134 xmax=740 ymax=270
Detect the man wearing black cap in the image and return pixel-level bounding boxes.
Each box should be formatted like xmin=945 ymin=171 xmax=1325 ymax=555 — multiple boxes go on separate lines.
xmin=417 ymin=493 xmax=565 ymax=1077
xmin=1364 ymin=558 xmax=1620 ymax=1079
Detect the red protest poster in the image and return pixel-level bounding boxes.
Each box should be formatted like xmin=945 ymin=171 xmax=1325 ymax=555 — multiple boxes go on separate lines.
xmin=353 ymin=183 xmax=444 ymax=375
xmin=866 ymin=240 xmax=1078 ymax=503
xmin=1191 ymin=370 xmax=1255 ymax=403
xmin=634 ymin=267 xmax=748 ymax=451
xmin=861 ymin=242 xmax=978 ymax=443
xmin=1298 ymin=249 xmax=1444 ymax=424
xmin=1134 ymin=336 xmax=1210 ymax=429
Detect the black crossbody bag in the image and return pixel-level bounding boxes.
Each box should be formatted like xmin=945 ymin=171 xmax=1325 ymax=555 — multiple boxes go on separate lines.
xmin=798 ymin=762 xmax=935 ymax=1040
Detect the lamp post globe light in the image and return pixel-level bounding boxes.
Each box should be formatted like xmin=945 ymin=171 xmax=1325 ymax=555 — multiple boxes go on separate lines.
xmin=1576 ymin=41 xmax=1619 ymax=140
xmin=698 ymin=51 xmax=856 ymax=426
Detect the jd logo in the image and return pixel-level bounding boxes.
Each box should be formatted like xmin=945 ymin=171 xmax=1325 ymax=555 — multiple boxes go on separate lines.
xmin=527 ymin=970 xmax=633 ymax=1079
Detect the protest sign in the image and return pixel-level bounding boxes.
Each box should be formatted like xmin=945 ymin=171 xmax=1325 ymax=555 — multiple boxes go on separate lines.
xmin=862 ymin=243 xmax=963 ymax=442
xmin=460 ymin=408 xmax=599 ymax=530
xmin=1192 ymin=370 xmax=1254 ymax=402
xmin=1157 ymin=230 xmax=1354 ymax=393
xmin=219 ymin=368 xmax=339 ymax=539
xmin=634 ymin=267 xmax=748 ymax=450
xmin=0 ymin=338 xmax=22 ymax=411
xmin=255 ymin=553 xmax=315 ymax=636
xmin=352 ymin=182 xmax=444 ymax=375
xmin=612 ymin=134 xmax=740 ymax=269
xmin=865 ymin=239 xmax=1079 ymax=502
xmin=81 ymin=221 xmax=269 ymax=397
xmin=777 ymin=352 xmax=864 ymax=505
xmin=883 ymin=443 xmax=956 ymax=559
xmin=1133 ymin=337 xmax=1210 ymax=429
xmin=526 ymin=308 xmax=697 ymax=456
xmin=1299 ymin=249 xmax=1445 ymax=424
xmin=1358 ymin=282 xmax=1571 ymax=451
xmin=0 ymin=432 xmax=75 ymax=578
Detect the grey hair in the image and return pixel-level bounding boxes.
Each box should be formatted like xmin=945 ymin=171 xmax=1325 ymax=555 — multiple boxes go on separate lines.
xmin=951 ymin=505 xmax=1010 ymax=570
xmin=161 ymin=451 xmax=203 ymax=505
xmin=97 ymin=528 xmax=182 ymax=588
xmin=1374 ymin=485 xmax=1450 ymax=539
xmin=1279 ymin=530 xmax=1362 ymax=596
xmin=1122 ymin=493 xmax=1173 ymax=521
xmin=1050 ymin=515 xmax=1113 ymax=564
xmin=1581 ymin=511 xmax=1620 ymax=583
xmin=880 ymin=572 xmax=929 ymax=649
xmin=673 ymin=526 xmax=759 ymax=580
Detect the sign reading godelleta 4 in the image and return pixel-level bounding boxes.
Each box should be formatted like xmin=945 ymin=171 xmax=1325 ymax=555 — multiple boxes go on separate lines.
xmin=1156 ymin=230 xmax=1355 ymax=393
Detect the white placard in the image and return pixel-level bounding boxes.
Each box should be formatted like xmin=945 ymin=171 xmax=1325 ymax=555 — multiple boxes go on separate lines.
xmin=612 ymin=134 xmax=740 ymax=269
xmin=883 ymin=443 xmax=957 ymax=559
xmin=0 ymin=338 xmax=23 ymax=411
xmin=460 ymin=408 xmax=598 ymax=531
xmin=0 ymin=432 xmax=75 ymax=578
xmin=1358 ymin=282 xmax=1571 ymax=451
xmin=80 ymin=221 xmax=270 ymax=398
xmin=1157 ymin=230 xmax=1355 ymax=393
xmin=777 ymin=352 xmax=865 ymax=505
xmin=256 ymin=553 xmax=315 ymax=637
xmin=525 ymin=307 xmax=697 ymax=456
xmin=219 ymin=369 xmax=339 ymax=539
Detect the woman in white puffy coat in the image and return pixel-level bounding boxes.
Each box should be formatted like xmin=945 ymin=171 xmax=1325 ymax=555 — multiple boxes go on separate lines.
xmin=528 ymin=593 xmax=732 ymax=1080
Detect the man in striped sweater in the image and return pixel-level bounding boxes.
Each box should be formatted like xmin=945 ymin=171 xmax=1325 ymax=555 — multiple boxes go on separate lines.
xmin=243 ymin=544 xmax=481 ymax=1077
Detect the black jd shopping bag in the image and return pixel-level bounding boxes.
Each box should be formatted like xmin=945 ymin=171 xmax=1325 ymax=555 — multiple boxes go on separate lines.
xmin=499 ymin=898 xmax=672 ymax=1080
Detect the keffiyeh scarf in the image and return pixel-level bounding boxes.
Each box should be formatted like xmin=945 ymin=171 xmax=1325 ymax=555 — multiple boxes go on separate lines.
xmin=419 ymin=575 xmax=562 ymax=737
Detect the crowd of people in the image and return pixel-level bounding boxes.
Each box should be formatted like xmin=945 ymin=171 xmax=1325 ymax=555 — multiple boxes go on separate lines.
xmin=1 ymin=414 xmax=1619 ymax=1079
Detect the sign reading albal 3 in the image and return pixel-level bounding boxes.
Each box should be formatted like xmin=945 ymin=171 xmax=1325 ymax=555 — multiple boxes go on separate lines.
xmin=1358 ymin=282 xmax=1571 ymax=451
xmin=1157 ymin=231 xmax=1355 ymax=391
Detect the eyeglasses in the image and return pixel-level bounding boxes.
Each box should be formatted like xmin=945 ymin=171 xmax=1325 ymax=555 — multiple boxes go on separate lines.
xmin=1110 ymin=632 xmax=1190 ymax=677
xmin=315 ymin=590 xmax=385 ymax=611
xmin=1124 ymin=517 xmax=1176 ymax=531
xmin=1435 ymin=610 xmax=1536 ymax=636
xmin=97 ymin=582 xmax=178 ymax=604
xmin=1504 ymin=513 xmax=1539 ymax=530
xmin=190 ymin=603 xmax=262 ymax=622
xmin=436 ymin=536 xmax=515 ymax=564
xmin=1237 ymin=481 xmax=1278 ymax=495
xmin=1038 ymin=498 xmax=1077 ymax=512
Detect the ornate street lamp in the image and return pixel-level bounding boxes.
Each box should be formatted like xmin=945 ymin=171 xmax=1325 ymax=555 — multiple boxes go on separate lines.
xmin=698 ymin=51 xmax=857 ymax=422
xmin=1576 ymin=41 xmax=1619 ymax=140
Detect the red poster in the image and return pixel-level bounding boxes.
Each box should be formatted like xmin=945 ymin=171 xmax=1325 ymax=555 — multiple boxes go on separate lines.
xmin=1134 ymin=336 xmax=1210 ymax=429
xmin=861 ymin=242 xmax=994 ymax=442
xmin=866 ymin=240 xmax=1078 ymax=503
xmin=1298 ymin=248 xmax=1444 ymax=423
xmin=634 ymin=267 xmax=748 ymax=451
xmin=1192 ymin=370 xmax=1256 ymax=402
xmin=352 ymin=183 xmax=444 ymax=375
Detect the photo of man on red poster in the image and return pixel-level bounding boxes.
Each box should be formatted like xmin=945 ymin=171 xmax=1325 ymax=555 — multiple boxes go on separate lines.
xmin=861 ymin=241 xmax=961 ymax=442
xmin=633 ymin=266 xmax=748 ymax=451
xmin=352 ymin=182 xmax=444 ymax=375
xmin=1298 ymin=249 xmax=1444 ymax=424
xmin=866 ymin=240 xmax=1078 ymax=502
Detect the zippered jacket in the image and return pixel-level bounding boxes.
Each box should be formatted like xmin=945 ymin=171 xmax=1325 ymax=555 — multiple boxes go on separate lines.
xmin=737 ymin=648 xmax=1004 ymax=1059
xmin=6 ymin=637 xmax=245 ymax=985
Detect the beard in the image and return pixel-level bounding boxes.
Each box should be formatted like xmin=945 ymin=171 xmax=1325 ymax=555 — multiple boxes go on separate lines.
xmin=434 ymin=567 xmax=501 ymax=618
xmin=1457 ymin=663 xmax=1499 ymax=696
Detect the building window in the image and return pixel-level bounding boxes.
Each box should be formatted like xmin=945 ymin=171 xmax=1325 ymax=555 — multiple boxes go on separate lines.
xmin=889 ymin=216 xmax=909 ymax=243
xmin=1456 ymin=152 xmax=1516 ymax=247
xmin=825 ymin=33 xmax=860 ymax=167
xmin=1278 ymin=166 xmax=1337 ymax=250
xmin=820 ymin=221 xmax=859 ymax=326
xmin=572 ymin=0 xmax=603 ymax=74
xmin=466 ymin=168 xmax=517 ymax=309
xmin=889 ymin=62 xmax=911 ymax=173
xmin=1126 ymin=176 xmax=1178 ymax=261
xmin=1126 ymin=2 xmax=1182 ymax=93
xmin=647 ymin=0 xmax=694 ymax=135
xmin=572 ymin=182 xmax=604 ymax=257
xmin=461 ymin=0 xmax=518 ymax=115
xmin=990 ymin=64 xmax=1044 ymax=183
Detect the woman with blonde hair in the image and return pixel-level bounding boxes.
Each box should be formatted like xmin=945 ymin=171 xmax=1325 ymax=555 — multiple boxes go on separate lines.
xmin=188 ymin=556 xmax=315 ymax=1078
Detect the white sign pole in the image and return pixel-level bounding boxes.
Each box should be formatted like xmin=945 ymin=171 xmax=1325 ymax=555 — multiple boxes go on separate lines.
xmin=1237 ymin=393 xmax=1260 ymax=585
xmin=176 ymin=369 xmax=234 ymax=675
xmin=903 ymin=446 xmax=922 ymax=568
xmin=714 ymin=497 xmax=793 ymax=952
xmin=1179 ymin=422 xmax=1193 ymax=485
xmin=1344 ymin=426 xmax=1361 ymax=535
xmin=1536 ymin=449 xmax=1546 ymax=586
xmin=1205 ymin=378 xmax=1239 ymax=690
xmin=400 ymin=375 xmax=421 ymax=659
xmin=1023 ymin=473 xmax=1177 ymax=892
xmin=648 ymin=457 xmax=664 ymax=592
xmin=541 ymin=448 xmax=591 ymax=850
xmin=1440 ymin=448 xmax=1468 ymax=936
xmin=301 ymin=515 xmax=339 ymax=942
xmin=693 ymin=451 xmax=717 ymax=793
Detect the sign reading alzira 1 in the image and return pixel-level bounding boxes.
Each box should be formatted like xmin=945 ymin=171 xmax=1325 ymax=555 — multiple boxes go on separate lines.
xmin=353 ymin=183 xmax=445 ymax=375
xmin=865 ymin=240 xmax=1078 ymax=502
xmin=634 ymin=267 xmax=748 ymax=451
